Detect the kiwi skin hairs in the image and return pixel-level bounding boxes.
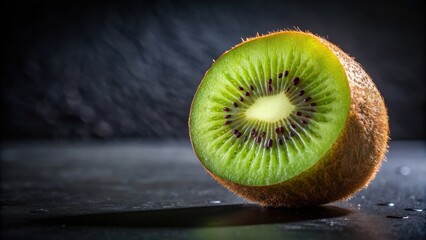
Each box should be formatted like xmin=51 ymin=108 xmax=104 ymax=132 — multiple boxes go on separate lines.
xmin=189 ymin=30 xmax=389 ymax=208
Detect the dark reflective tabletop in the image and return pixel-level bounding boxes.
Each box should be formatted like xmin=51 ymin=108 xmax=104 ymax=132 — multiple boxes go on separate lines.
xmin=1 ymin=141 xmax=425 ymax=239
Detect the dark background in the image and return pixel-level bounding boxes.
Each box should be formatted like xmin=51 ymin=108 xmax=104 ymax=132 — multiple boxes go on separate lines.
xmin=1 ymin=2 xmax=425 ymax=239
xmin=2 ymin=0 xmax=425 ymax=140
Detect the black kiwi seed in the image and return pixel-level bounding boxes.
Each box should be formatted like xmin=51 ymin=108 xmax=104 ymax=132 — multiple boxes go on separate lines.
xmin=223 ymin=107 xmax=230 ymax=112
xmin=239 ymin=97 xmax=244 ymax=102
xmin=224 ymin=114 xmax=231 ymax=118
xmin=233 ymin=102 xmax=238 ymax=107
xmin=252 ymin=130 xmax=258 ymax=138
xmin=278 ymin=139 xmax=283 ymax=145
xmin=268 ymin=85 xmax=273 ymax=93
xmin=304 ymin=97 xmax=312 ymax=102
xmin=232 ymin=129 xmax=241 ymax=138
xmin=225 ymin=120 xmax=232 ymax=125
xmin=256 ymin=137 xmax=261 ymax=144
xmin=310 ymin=102 xmax=317 ymax=107
xmin=284 ymin=70 xmax=289 ymax=76
xmin=262 ymin=132 xmax=266 ymax=137
xmin=268 ymin=79 xmax=272 ymax=85
xmin=245 ymin=91 xmax=250 ymax=96
xmin=296 ymin=111 xmax=302 ymax=116
xmin=299 ymin=90 xmax=305 ymax=96
xmin=292 ymin=77 xmax=300 ymax=85
xmin=278 ymin=73 xmax=283 ymax=78
xmin=266 ymin=139 xmax=273 ymax=148
xmin=238 ymin=86 xmax=244 ymax=91
xmin=275 ymin=127 xmax=281 ymax=134
xmin=250 ymin=85 xmax=254 ymax=91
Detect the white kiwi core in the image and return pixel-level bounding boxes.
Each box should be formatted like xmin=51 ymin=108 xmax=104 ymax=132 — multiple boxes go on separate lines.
xmin=245 ymin=92 xmax=295 ymax=122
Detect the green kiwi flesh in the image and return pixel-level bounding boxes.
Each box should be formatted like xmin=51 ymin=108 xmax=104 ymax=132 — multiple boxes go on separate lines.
xmin=190 ymin=32 xmax=350 ymax=186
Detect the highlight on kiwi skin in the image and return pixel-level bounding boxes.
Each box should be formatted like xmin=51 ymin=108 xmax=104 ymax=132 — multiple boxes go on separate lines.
xmin=189 ymin=30 xmax=389 ymax=207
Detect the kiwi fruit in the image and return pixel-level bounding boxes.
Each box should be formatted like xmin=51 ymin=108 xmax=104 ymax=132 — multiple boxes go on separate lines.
xmin=189 ymin=30 xmax=389 ymax=207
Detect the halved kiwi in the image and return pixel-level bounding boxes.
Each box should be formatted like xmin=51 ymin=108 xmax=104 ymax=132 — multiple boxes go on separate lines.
xmin=189 ymin=31 xmax=389 ymax=207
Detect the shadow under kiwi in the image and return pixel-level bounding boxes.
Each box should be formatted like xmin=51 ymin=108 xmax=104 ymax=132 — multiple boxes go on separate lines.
xmin=38 ymin=204 xmax=352 ymax=228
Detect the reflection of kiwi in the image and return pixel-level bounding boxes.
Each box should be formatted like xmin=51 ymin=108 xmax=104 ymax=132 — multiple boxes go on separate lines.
xmin=189 ymin=31 xmax=389 ymax=207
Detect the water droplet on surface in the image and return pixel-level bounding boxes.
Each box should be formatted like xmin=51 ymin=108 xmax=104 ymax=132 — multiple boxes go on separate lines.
xmin=386 ymin=215 xmax=408 ymax=219
xmin=210 ymin=200 xmax=221 ymax=204
xmin=377 ymin=202 xmax=395 ymax=207
xmin=30 ymin=208 xmax=49 ymax=213
xmin=404 ymin=208 xmax=423 ymax=212
xmin=398 ymin=166 xmax=411 ymax=176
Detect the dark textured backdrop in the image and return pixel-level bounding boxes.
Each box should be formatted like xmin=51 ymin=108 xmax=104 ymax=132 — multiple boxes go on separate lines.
xmin=2 ymin=0 xmax=425 ymax=140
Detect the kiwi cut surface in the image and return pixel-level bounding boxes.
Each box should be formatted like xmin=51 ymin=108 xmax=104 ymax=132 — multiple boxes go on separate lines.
xmin=189 ymin=31 xmax=389 ymax=207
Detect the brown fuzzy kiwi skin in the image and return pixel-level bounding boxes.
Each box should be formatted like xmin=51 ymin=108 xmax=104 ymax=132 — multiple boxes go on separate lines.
xmin=189 ymin=31 xmax=389 ymax=208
